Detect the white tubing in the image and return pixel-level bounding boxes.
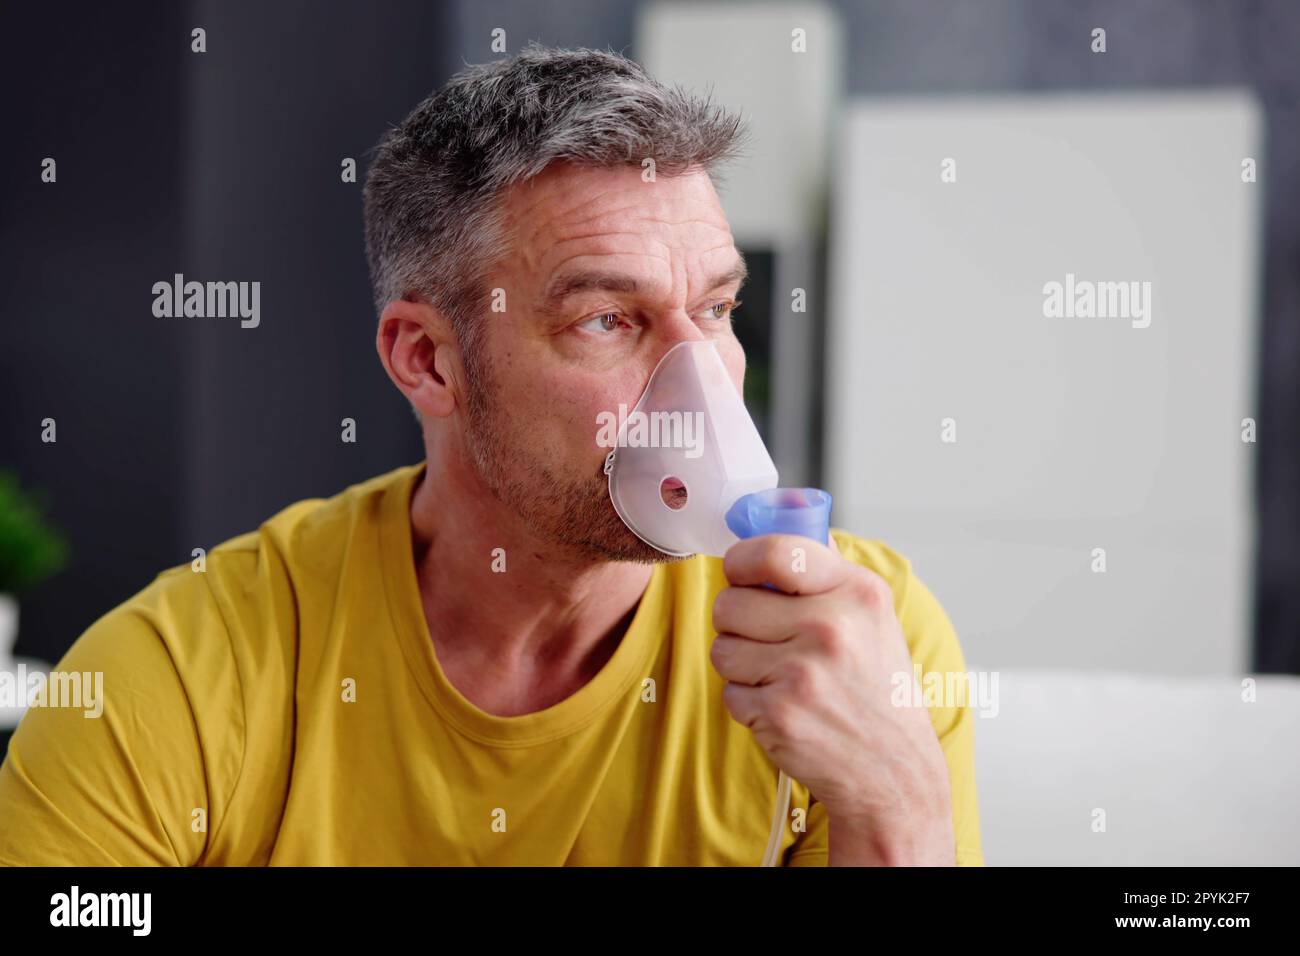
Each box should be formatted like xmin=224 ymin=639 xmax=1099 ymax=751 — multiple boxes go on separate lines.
xmin=760 ymin=769 xmax=793 ymax=866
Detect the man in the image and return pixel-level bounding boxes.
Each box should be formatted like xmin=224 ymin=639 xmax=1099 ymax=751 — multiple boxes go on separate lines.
xmin=0 ymin=44 xmax=983 ymax=866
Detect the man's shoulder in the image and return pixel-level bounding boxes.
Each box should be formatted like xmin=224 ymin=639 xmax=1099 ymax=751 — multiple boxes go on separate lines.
xmin=140 ymin=461 xmax=418 ymax=600
xmin=83 ymin=462 xmax=422 ymax=671
xmin=201 ymin=462 xmax=421 ymax=578
xmin=0 ymin=463 xmax=424 ymax=865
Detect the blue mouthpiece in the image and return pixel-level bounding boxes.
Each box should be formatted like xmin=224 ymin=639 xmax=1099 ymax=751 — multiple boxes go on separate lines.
xmin=725 ymin=488 xmax=833 ymax=545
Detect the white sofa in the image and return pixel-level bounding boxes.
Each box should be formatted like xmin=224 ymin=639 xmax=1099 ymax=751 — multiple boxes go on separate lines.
xmin=973 ymin=669 xmax=1300 ymax=865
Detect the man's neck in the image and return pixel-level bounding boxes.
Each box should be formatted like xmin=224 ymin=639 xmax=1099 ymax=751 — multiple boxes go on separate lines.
xmin=406 ymin=461 xmax=655 ymax=717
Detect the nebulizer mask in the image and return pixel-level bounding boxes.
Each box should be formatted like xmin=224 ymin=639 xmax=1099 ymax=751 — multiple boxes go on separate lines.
xmin=602 ymin=339 xmax=832 ymax=866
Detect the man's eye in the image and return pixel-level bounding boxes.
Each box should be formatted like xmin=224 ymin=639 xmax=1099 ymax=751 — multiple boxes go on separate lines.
xmin=701 ymin=299 xmax=741 ymax=322
xmin=577 ymin=312 xmax=623 ymax=333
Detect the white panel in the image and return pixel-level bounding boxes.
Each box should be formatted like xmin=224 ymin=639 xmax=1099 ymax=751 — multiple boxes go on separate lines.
xmin=826 ymin=92 xmax=1263 ymax=675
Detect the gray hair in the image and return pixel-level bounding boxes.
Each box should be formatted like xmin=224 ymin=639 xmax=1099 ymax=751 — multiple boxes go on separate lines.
xmin=361 ymin=42 xmax=750 ymax=362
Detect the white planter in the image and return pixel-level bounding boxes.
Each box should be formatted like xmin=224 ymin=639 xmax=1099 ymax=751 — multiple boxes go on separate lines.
xmin=0 ymin=593 xmax=17 ymax=659
xmin=0 ymin=593 xmax=23 ymax=730
xmin=1 ymin=593 xmax=50 ymax=732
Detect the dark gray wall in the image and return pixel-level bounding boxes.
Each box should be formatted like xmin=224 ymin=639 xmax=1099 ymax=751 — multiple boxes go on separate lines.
xmin=1 ymin=4 xmax=190 ymax=663
xmin=182 ymin=0 xmax=453 ymax=546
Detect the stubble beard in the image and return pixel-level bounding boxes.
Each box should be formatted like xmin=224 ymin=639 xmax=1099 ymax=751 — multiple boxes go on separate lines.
xmin=460 ymin=347 xmax=674 ymax=565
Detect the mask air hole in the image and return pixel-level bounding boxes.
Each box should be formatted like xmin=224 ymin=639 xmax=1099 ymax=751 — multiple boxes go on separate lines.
xmin=659 ymin=476 xmax=688 ymax=511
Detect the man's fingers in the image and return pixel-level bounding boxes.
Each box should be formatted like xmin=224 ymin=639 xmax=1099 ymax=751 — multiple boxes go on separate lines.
xmin=712 ymin=584 xmax=801 ymax=643
xmin=722 ymin=532 xmax=846 ymax=594
xmin=720 ymin=681 xmax=764 ymax=730
xmin=710 ymin=631 xmax=798 ymax=685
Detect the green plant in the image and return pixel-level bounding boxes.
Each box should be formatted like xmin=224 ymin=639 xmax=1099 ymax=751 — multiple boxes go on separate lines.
xmin=0 ymin=471 xmax=68 ymax=595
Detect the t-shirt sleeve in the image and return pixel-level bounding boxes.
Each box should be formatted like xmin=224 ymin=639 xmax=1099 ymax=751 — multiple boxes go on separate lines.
xmin=782 ymin=532 xmax=985 ymax=866
xmin=0 ymin=570 xmax=243 ymax=867
xmin=895 ymin=563 xmax=985 ymax=867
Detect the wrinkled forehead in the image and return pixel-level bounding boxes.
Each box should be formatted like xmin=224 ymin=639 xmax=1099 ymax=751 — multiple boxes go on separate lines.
xmin=499 ymin=162 xmax=737 ymax=289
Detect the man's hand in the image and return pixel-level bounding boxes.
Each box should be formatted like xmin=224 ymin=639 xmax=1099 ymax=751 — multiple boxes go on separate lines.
xmin=710 ymin=533 xmax=956 ymax=866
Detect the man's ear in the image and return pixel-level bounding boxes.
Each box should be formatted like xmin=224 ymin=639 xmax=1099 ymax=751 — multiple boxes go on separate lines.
xmin=376 ymin=298 xmax=463 ymax=419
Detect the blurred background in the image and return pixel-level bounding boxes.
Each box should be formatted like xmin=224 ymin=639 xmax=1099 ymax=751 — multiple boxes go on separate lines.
xmin=1 ymin=0 xmax=1298 ymax=864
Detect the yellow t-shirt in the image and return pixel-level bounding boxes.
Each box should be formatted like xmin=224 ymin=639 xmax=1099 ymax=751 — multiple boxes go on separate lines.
xmin=0 ymin=463 xmax=983 ymax=866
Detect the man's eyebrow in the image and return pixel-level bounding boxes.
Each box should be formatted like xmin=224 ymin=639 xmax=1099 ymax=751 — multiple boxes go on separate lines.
xmin=542 ymin=271 xmax=641 ymax=304
xmin=710 ymin=256 xmax=748 ymax=292
xmin=541 ymin=256 xmax=749 ymax=308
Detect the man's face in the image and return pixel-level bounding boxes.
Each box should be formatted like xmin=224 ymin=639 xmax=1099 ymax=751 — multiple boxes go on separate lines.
xmin=461 ymin=161 xmax=748 ymax=563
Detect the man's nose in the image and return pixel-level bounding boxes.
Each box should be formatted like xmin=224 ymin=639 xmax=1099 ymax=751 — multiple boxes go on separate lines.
xmin=635 ymin=328 xmax=704 ymax=396
xmin=631 ymin=307 xmax=744 ymax=400
xmin=649 ymin=311 xmax=710 ymax=360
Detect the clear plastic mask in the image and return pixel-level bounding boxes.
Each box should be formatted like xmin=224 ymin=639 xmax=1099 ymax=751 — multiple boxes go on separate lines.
xmin=603 ymin=340 xmax=779 ymax=557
